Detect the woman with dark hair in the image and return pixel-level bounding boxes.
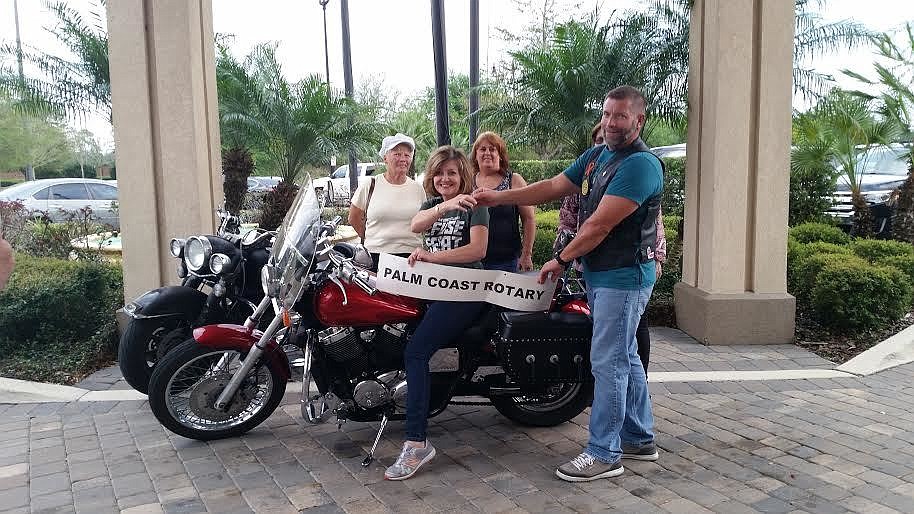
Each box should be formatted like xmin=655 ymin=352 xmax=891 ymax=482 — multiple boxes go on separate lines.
xmin=470 ymin=131 xmax=536 ymax=272
xmin=385 ymin=145 xmax=489 ymax=481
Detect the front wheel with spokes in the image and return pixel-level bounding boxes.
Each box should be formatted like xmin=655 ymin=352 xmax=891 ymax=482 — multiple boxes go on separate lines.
xmin=147 ymin=340 xmax=286 ymax=440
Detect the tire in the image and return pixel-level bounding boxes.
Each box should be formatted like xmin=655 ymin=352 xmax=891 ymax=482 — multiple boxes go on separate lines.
xmin=147 ymin=340 xmax=286 ymax=440
xmin=118 ymin=317 xmax=191 ymax=394
xmin=491 ymin=382 xmax=593 ymax=427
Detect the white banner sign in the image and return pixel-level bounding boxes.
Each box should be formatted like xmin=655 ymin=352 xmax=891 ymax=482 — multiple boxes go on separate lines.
xmin=376 ymin=254 xmax=557 ymax=311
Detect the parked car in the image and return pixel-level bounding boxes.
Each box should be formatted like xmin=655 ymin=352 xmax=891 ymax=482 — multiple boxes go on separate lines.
xmin=246 ymin=175 xmax=283 ymax=193
xmin=312 ymin=162 xmax=379 ymax=204
xmin=0 ymin=178 xmax=119 ymax=229
xmin=651 ymin=143 xmax=687 ymax=159
xmin=828 ymin=143 xmax=913 ymax=236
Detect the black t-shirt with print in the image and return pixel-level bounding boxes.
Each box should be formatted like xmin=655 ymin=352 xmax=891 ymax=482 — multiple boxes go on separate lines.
xmin=421 ymin=197 xmax=490 ymax=269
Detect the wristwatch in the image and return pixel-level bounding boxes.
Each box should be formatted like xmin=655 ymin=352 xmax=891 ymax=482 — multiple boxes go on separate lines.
xmin=553 ymin=250 xmax=570 ymax=269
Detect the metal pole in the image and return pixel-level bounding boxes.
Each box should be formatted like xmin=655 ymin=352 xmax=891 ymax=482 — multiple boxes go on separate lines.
xmin=340 ymin=0 xmax=359 ymax=198
xmin=319 ymin=0 xmax=331 ymax=92
xmin=469 ymin=0 xmax=479 ymax=145
xmin=320 ymin=0 xmax=333 ymax=177
xmin=13 ymin=0 xmax=34 ymax=181
xmin=430 ymin=0 xmax=450 ymax=146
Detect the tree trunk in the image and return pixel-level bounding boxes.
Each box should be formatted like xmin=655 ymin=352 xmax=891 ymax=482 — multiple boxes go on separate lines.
xmin=222 ymin=147 xmax=255 ymax=215
xmin=891 ymin=158 xmax=914 ymax=243
xmin=851 ymin=191 xmax=875 ymax=239
xmin=258 ymin=181 xmax=299 ymax=231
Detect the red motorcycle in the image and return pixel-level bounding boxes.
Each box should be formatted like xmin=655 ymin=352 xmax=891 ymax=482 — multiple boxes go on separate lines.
xmin=147 ymin=175 xmax=594 ymax=466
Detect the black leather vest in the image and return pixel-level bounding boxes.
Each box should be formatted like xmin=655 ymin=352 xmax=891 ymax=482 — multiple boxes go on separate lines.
xmin=578 ymin=138 xmax=664 ymax=272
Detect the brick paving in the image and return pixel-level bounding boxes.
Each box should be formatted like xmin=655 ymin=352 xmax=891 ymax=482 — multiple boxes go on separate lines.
xmin=2 ymin=330 xmax=913 ymax=513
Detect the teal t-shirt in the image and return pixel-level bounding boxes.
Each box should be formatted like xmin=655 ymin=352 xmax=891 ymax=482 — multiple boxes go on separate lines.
xmin=562 ymin=145 xmax=664 ymax=289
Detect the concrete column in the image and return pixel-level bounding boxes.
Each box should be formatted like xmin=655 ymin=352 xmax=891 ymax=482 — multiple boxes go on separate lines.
xmin=675 ymin=0 xmax=796 ymax=344
xmin=108 ymin=0 xmax=223 ymax=301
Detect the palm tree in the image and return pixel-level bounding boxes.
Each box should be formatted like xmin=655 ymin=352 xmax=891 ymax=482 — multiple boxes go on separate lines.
xmin=0 ymin=1 xmax=110 ymax=122
xmin=842 ymin=23 xmax=914 ymax=241
xmin=218 ymin=44 xmax=379 ymax=228
xmin=843 ymin=22 xmax=914 ymax=139
xmin=642 ymin=0 xmax=875 ymax=101
xmin=482 ymin=13 xmax=687 ymax=158
xmin=793 ymin=91 xmax=904 ymax=236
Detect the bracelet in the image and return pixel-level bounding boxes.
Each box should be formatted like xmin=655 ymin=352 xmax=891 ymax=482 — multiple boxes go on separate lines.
xmin=553 ymin=250 xmax=570 ymax=269
xmin=435 ymin=204 xmax=441 ymax=216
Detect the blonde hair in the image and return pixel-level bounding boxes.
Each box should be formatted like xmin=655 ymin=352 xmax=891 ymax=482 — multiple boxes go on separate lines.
xmin=470 ymin=131 xmax=510 ymax=175
xmin=423 ymin=146 xmax=473 ymax=197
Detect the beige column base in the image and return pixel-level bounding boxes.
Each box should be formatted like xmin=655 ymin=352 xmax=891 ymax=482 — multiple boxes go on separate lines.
xmin=674 ymin=282 xmax=796 ymax=345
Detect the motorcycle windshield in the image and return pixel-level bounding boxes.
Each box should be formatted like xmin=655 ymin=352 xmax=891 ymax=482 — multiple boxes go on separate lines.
xmin=270 ymin=174 xmax=321 ymax=310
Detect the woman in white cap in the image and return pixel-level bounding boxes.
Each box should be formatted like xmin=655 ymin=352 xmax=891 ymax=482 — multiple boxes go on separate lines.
xmin=349 ymin=133 xmax=427 ymax=270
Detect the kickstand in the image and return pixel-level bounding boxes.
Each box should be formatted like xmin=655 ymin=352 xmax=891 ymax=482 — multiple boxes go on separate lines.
xmin=362 ymin=414 xmax=389 ymax=467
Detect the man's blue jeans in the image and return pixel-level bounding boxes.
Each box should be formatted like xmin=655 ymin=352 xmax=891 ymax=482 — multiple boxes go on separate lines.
xmin=585 ymin=285 xmax=655 ymax=463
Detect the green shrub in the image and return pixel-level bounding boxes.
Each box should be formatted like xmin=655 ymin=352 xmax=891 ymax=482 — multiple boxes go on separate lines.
xmin=662 ymin=214 xmax=683 ymax=244
xmin=512 ymin=160 xmax=574 ymax=184
xmin=787 ymin=241 xmax=853 ymax=295
xmin=875 ymin=254 xmax=914 ymax=286
xmin=788 ymin=222 xmax=850 ymax=244
xmin=0 ymin=254 xmax=123 ymax=383
xmin=849 ymin=239 xmax=914 ymax=263
xmin=811 ymin=261 xmax=912 ymax=330
xmin=661 ymin=157 xmax=685 ymax=217
xmin=1 ymin=179 xmax=23 ymax=187
xmin=532 ymin=210 xmax=560 ymax=267
xmin=792 ymin=253 xmax=868 ymax=304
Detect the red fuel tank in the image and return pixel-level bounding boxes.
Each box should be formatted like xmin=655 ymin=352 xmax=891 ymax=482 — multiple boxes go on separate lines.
xmin=314 ymin=280 xmax=423 ymax=326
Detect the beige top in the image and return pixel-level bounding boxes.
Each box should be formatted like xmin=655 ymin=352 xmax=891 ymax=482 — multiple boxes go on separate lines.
xmin=351 ymin=174 xmax=427 ymax=254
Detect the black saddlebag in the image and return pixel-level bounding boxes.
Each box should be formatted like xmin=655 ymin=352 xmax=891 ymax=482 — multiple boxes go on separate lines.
xmin=496 ymin=311 xmax=593 ymax=385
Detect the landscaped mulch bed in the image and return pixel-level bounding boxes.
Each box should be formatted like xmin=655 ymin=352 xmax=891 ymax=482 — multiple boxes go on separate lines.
xmin=647 ymin=298 xmax=912 ymax=365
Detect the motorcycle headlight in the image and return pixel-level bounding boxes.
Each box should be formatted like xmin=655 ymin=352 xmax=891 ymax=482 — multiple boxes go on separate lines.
xmin=184 ymin=236 xmax=211 ymax=272
xmin=210 ymin=253 xmax=232 ymax=274
xmin=170 ymin=238 xmax=185 ymax=258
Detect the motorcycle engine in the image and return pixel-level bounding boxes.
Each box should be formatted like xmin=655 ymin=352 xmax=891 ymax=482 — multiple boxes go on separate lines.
xmin=317 ymin=323 xmax=409 ymax=369
xmin=353 ymin=371 xmax=407 ymax=410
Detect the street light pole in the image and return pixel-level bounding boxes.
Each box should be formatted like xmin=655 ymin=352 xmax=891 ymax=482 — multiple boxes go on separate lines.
xmin=469 ymin=0 xmax=479 ymax=145
xmin=430 ymin=0 xmax=450 ymax=146
xmin=340 ymin=0 xmax=359 ymax=199
xmin=13 ymin=0 xmax=34 ymax=181
xmin=319 ymin=0 xmax=331 ymax=93
xmin=319 ymin=0 xmax=334 ymax=177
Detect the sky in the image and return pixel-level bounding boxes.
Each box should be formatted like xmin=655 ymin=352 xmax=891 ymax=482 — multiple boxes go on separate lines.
xmin=1 ymin=0 xmax=912 ymax=150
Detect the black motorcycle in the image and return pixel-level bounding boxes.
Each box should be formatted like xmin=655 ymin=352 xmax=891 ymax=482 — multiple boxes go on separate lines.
xmin=118 ymin=211 xmax=274 ymax=393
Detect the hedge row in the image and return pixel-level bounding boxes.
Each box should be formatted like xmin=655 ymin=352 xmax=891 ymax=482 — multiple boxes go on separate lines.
xmin=530 ymin=211 xmax=683 ymax=301
xmin=512 ymin=156 xmax=687 ymax=218
xmin=0 ymin=254 xmax=124 ymax=383
xmin=787 ymin=222 xmax=914 ymax=330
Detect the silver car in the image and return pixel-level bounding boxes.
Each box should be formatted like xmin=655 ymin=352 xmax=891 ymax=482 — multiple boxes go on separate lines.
xmin=0 ymin=178 xmax=120 ymax=229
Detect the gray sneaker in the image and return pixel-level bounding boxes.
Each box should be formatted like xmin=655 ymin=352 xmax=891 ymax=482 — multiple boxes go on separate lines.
xmin=384 ymin=441 xmax=436 ymax=481
xmin=621 ymin=442 xmax=659 ymax=461
xmin=555 ymin=452 xmax=624 ymax=482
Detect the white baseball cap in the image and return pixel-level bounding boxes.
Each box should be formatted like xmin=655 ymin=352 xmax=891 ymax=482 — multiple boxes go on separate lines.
xmin=378 ymin=133 xmax=416 ymax=157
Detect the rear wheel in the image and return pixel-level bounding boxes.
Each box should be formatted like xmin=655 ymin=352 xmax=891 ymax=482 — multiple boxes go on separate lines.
xmin=118 ymin=317 xmax=191 ymax=394
xmin=491 ymin=382 xmax=593 ymax=427
xmin=147 ymin=340 xmax=286 ymax=440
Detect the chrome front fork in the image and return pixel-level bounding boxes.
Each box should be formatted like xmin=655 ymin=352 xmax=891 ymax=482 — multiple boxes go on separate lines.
xmin=214 ymin=296 xmax=281 ymax=410
xmin=300 ymin=332 xmax=337 ymax=423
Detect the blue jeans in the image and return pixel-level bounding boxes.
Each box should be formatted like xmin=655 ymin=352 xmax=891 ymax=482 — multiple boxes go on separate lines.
xmin=404 ymin=300 xmax=487 ymax=441
xmin=585 ymin=285 xmax=655 ymax=463
xmin=482 ymin=258 xmax=518 ymax=273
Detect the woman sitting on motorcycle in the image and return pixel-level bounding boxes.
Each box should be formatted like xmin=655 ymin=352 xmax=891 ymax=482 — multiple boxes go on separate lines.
xmin=349 ymin=133 xmax=428 ymax=271
xmin=384 ymin=145 xmax=490 ymax=481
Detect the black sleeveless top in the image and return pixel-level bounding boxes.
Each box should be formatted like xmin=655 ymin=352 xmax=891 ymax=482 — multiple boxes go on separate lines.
xmin=475 ymin=171 xmax=521 ymax=263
